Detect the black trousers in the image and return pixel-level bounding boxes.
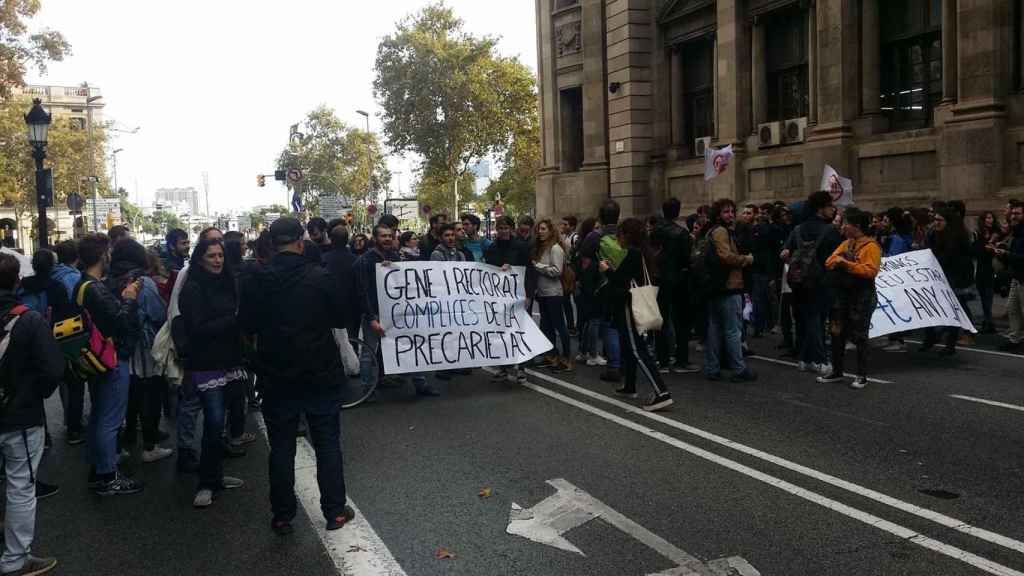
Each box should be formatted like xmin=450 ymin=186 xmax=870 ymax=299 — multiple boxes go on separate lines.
xmin=618 ymin=306 xmax=668 ymax=397
xmin=61 ymin=366 xmax=85 ymax=435
xmin=125 ymin=375 xmax=165 ymax=449
xmin=263 ymin=389 xmax=347 ymax=523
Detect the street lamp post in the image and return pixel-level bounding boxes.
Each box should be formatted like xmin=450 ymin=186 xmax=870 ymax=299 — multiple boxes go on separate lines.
xmin=111 ymin=148 xmax=124 ymax=196
xmin=25 ymin=99 xmax=52 ymax=249
xmin=85 ymin=93 xmax=103 ymax=231
xmin=356 ymin=110 xmax=372 ymax=223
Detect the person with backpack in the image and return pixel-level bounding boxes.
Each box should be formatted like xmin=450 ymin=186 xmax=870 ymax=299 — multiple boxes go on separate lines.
xmin=0 ymin=253 xmax=64 ymax=576
xmin=817 ymin=208 xmax=881 ymax=389
xmin=76 ymin=233 xmax=144 ymax=496
xmin=703 ymin=199 xmax=757 ymax=383
xmin=598 ymin=218 xmax=673 ymax=411
xmin=559 ymin=215 xmax=579 ymax=335
xmin=16 ymin=251 xmax=68 ymax=323
xmin=532 ymin=219 xmax=573 ymax=373
xmin=109 ymin=240 xmax=172 ymax=464
xmin=52 ymin=241 xmax=86 ymax=445
xmin=782 ymin=191 xmax=842 ymax=375
xmin=578 ymin=200 xmax=626 ymax=382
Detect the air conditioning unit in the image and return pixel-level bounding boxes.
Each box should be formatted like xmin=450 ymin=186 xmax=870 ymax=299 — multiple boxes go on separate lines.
xmin=694 ymin=137 xmax=712 ymax=158
xmin=784 ymin=117 xmax=808 ymax=144
xmin=758 ymin=122 xmax=782 ymax=148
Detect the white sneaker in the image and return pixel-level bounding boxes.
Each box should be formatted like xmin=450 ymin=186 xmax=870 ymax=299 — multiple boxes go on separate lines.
xmin=142 ymin=446 xmax=173 ymax=463
xmin=849 ymin=377 xmax=869 ymax=390
xmin=193 ymin=489 xmax=213 ymax=508
xmin=818 ymin=363 xmax=833 ymax=375
xmin=882 ymin=342 xmax=906 ymax=352
xmin=695 ymin=344 xmax=704 ymax=353
xmin=221 ymin=476 xmax=244 ymax=489
xmin=587 ymin=355 xmax=608 ymax=367
xmin=797 ymin=361 xmax=809 ymax=372
xmin=574 ymin=353 xmax=587 ymax=362
xmin=845 ymin=342 xmax=856 ymax=351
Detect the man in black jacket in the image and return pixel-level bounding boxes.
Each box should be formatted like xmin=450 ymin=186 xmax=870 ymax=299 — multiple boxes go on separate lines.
xmin=77 ymin=234 xmax=144 ymax=496
xmin=655 ymin=198 xmax=698 ymax=374
xmin=238 ymin=217 xmax=355 ymax=536
xmin=0 ymin=253 xmax=63 ymax=576
xmin=996 ymin=202 xmax=1024 ymax=351
xmin=322 ymin=224 xmax=359 ymax=340
xmin=484 ymin=216 xmax=530 ymax=383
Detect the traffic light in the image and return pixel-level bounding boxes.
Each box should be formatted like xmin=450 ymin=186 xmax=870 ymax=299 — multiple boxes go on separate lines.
xmin=345 ymin=212 xmax=353 ymax=225
xmin=257 ymin=174 xmax=266 ymax=187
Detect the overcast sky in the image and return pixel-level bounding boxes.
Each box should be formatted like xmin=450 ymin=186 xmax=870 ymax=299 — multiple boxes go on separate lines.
xmin=26 ymin=0 xmax=538 ymax=213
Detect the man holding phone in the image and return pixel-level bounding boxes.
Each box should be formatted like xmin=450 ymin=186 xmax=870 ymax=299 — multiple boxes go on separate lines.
xmin=992 ymin=202 xmax=1024 ymax=351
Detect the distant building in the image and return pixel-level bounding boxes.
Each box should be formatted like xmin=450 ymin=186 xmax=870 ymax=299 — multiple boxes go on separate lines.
xmin=155 ymin=187 xmax=200 ymax=216
xmin=535 ymin=0 xmax=1022 ymax=218
xmin=14 ymin=83 xmax=104 ymax=131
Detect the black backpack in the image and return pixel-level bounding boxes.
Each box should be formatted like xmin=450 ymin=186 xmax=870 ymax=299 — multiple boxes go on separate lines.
xmin=0 ymin=305 xmax=29 ymax=412
xmin=690 ymin=227 xmax=726 ymax=296
xmin=787 ymin=224 xmax=826 ymax=290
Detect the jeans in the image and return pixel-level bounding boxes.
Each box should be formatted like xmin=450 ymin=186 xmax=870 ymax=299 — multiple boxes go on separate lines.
xmin=796 ymin=288 xmax=828 ymax=365
xmin=0 ymin=427 xmax=43 ymax=573
xmin=751 ymin=273 xmax=775 ymax=335
xmin=604 ymin=320 xmax=621 ymax=369
xmin=125 ymin=376 xmax=165 ymax=450
xmin=263 ymin=390 xmax=346 ymax=522
xmin=977 ymin=278 xmax=995 ymax=327
xmin=197 ymin=385 xmax=228 ymax=491
xmin=87 ymin=363 xmax=130 ymax=476
xmin=537 ymin=295 xmax=571 ymax=358
xmin=60 ymin=366 xmax=86 ymax=436
xmin=1007 ymin=280 xmax=1024 ymax=344
xmin=705 ymin=294 xmax=746 ymax=376
xmin=618 ymin=306 xmax=668 ymax=396
xmin=360 ymin=319 xmax=427 ymax=391
xmin=177 ymin=385 xmax=202 ymax=455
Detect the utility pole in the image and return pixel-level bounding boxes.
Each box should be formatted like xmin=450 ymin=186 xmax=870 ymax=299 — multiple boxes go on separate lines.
xmin=203 ymin=171 xmax=210 ymax=219
xmin=86 ymin=90 xmax=103 ymax=231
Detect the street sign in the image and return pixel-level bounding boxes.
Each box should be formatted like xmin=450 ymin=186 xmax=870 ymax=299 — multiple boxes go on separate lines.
xmin=36 ymin=169 xmax=53 ymax=207
xmin=287 ymin=168 xmax=303 ymax=183
xmin=85 ymin=197 xmax=122 ymax=229
xmin=319 ymin=195 xmax=350 ymax=221
xmin=66 ymin=192 xmax=84 ymax=213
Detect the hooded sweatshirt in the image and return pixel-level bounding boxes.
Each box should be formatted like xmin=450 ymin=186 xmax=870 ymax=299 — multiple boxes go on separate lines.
xmin=51 ymin=263 xmax=81 ymax=301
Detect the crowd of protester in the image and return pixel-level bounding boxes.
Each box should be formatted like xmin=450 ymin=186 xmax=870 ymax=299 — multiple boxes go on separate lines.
xmin=1 ymin=191 xmax=1022 ymax=574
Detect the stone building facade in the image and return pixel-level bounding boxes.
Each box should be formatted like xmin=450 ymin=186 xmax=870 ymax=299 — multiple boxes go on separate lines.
xmin=535 ymin=0 xmax=1023 ymax=219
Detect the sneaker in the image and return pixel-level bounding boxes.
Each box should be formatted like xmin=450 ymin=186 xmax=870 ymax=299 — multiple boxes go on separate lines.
xmin=65 ymin=430 xmax=83 ymax=446
xmin=142 ymin=446 xmax=174 ymax=463
xmin=552 ymin=359 xmax=575 ymax=373
xmin=729 ymin=370 xmax=758 ymax=383
xmin=882 ymin=342 xmax=907 ymax=352
xmin=672 ymin=364 xmax=700 ymax=374
xmin=326 ymin=505 xmax=356 ymax=531
xmin=695 ymin=343 xmax=704 ymax=353
xmin=797 ymin=361 xmax=810 ymax=372
xmin=35 ymin=481 xmax=59 ymax=500
xmin=221 ymin=476 xmax=244 ymax=490
xmin=845 ymin=342 xmax=856 ymax=351
xmin=230 ymin=432 xmax=258 ymax=447
xmin=849 ymin=377 xmax=869 ymax=390
xmin=491 ymin=368 xmax=509 ymax=382
xmin=613 ymin=387 xmax=638 ymax=399
xmin=93 ymin=474 xmax=143 ymax=497
xmin=643 ymin=393 xmax=674 ymax=412
xmin=2 ymin=555 xmax=57 ymax=576
xmin=818 ymin=363 xmax=833 ymax=376
xmin=599 ymin=369 xmax=622 ymax=382
xmin=271 ymin=518 xmax=294 ymax=536
xmin=574 ymin=352 xmax=587 ymax=362
xmin=816 ymin=372 xmax=846 ymax=384
xmin=586 ymin=355 xmax=608 ymax=367
xmin=515 ymin=371 xmax=527 ymax=384
xmin=192 ymin=489 xmax=214 ymax=508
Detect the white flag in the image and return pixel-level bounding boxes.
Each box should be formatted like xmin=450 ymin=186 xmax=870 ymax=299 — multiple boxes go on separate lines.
xmin=820 ymin=164 xmax=854 ymax=207
xmin=704 ymin=145 xmax=734 ymax=182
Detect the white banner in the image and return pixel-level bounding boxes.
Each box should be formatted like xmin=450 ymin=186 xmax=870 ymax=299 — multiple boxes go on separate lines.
xmin=704 ymin=144 xmax=734 ymax=181
xmin=376 ymin=261 xmax=552 ymax=375
xmin=871 ymin=249 xmax=977 ymax=338
xmin=820 ymin=164 xmax=854 ymax=207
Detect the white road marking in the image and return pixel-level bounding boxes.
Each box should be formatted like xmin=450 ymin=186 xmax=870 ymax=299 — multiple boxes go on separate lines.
xmin=519 ymin=379 xmax=1024 ymax=576
xmin=255 ymin=413 xmax=407 ymax=576
xmin=507 ymin=478 xmax=759 ymax=576
xmin=523 ymin=368 xmax=1024 ymax=558
xmin=950 ymin=394 xmax=1024 ymax=414
xmin=749 ymin=355 xmax=895 ymax=384
xmin=904 ymin=338 xmax=1024 ymax=360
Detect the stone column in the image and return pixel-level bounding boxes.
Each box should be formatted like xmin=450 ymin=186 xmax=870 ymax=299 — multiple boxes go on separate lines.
xmin=751 ymin=18 xmax=767 ymax=128
xmin=671 ymin=46 xmax=684 ymax=149
xmin=808 ymin=1 xmax=817 ymax=125
xmin=941 ymin=0 xmax=957 ymax=103
xmin=861 ymin=0 xmax=881 ymax=116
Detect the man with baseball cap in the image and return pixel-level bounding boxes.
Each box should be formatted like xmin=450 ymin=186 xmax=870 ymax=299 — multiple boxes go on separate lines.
xmin=239 ymin=217 xmax=355 ymax=535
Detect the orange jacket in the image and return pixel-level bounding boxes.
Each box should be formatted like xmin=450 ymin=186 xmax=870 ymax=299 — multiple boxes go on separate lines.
xmin=826 ymin=236 xmax=881 ymax=280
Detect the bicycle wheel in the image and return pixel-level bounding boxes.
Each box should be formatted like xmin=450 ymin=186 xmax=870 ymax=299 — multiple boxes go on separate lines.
xmin=341 ymin=337 xmax=379 ymax=409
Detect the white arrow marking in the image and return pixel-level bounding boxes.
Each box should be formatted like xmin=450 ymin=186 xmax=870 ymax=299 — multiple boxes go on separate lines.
xmin=506 ymin=479 xmax=759 ymax=576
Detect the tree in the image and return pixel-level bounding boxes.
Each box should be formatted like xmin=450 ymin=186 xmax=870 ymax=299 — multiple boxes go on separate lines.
xmin=143 ymin=210 xmax=184 ymax=237
xmin=0 ymin=1 xmax=72 ymax=98
xmin=276 ymin=106 xmax=390 ymax=215
xmin=248 ymin=204 xmax=289 ymax=231
xmin=484 ymin=105 xmax=540 ymax=218
xmin=374 ymin=2 xmax=536 ymax=215
xmin=413 ymin=166 xmax=475 ymax=220
xmin=118 ymin=187 xmax=143 ymax=233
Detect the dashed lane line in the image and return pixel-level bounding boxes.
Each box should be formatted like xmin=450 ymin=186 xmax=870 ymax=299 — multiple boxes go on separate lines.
xmin=519 ymin=376 xmax=1024 ymax=576
xmin=904 ymin=339 xmax=1024 ymax=360
xmin=254 ymin=413 xmax=408 ymax=576
xmin=522 ymin=368 xmax=1024 ymax=558
xmin=949 ymin=394 xmax=1024 ymax=414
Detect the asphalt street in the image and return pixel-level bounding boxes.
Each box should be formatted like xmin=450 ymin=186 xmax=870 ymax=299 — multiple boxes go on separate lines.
xmin=29 ymin=328 xmax=1024 ymax=576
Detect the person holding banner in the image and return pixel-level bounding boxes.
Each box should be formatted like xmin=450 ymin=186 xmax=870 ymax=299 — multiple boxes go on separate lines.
xmin=817 ymin=208 xmax=881 ymax=389
xmin=484 ymin=216 xmax=531 ymax=384
xmin=919 ymin=208 xmax=974 ymax=356
xmin=532 ymin=220 xmax=573 ymax=373
xmin=598 ymin=218 xmax=673 ymax=412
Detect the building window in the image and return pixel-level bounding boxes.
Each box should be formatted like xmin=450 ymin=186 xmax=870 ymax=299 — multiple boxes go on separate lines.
xmin=554 ymin=0 xmax=578 ymax=10
xmin=559 ymin=87 xmax=584 ymax=172
xmin=880 ymin=0 xmax=942 ymax=130
xmin=765 ymin=8 xmax=808 ymax=122
xmin=68 ymin=118 xmax=86 ymax=131
xmin=682 ymin=36 xmax=715 ymax=157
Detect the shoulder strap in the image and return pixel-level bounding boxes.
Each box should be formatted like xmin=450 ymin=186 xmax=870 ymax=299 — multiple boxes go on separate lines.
xmin=0 ymin=306 xmax=28 ymax=366
xmin=75 ymin=280 xmax=93 ymax=307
